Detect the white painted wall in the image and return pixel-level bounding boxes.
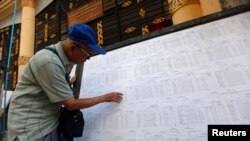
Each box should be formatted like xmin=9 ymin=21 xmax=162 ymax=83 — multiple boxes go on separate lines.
xmin=0 ymin=0 xmax=53 ymax=29
xmin=0 ymin=8 xmax=22 ymax=29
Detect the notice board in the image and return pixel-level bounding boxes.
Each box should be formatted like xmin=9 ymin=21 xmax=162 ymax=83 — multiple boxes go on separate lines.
xmin=76 ymin=12 xmax=250 ymax=141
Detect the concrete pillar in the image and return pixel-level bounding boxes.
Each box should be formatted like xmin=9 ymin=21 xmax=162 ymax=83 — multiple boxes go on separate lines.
xmin=200 ymin=0 xmax=222 ymax=16
xmin=168 ymin=0 xmax=203 ymax=25
xmin=18 ymin=0 xmax=36 ymax=79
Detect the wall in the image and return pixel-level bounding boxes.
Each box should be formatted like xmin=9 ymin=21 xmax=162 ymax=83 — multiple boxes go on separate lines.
xmin=0 ymin=0 xmax=53 ymax=29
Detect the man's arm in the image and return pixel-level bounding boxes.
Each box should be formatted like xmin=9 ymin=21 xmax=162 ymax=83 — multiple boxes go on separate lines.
xmin=63 ymin=92 xmax=123 ymax=110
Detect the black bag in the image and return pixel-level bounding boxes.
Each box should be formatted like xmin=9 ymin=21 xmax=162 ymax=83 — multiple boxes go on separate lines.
xmin=59 ymin=107 xmax=84 ymax=138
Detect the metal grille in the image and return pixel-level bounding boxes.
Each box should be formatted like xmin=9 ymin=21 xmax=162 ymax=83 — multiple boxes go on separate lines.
xmin=35 ymin=0 xmax=172 ymax=52
xmin=0 ymin=24 xmax=20 ymax=90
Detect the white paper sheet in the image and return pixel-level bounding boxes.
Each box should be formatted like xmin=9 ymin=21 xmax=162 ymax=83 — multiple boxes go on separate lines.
xmin=76 ymin=12 xmax=250 ymax=141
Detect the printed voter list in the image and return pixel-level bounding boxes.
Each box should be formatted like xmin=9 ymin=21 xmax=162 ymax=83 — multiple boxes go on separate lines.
xmin=76 ymin=12 xmax=250 ymax=141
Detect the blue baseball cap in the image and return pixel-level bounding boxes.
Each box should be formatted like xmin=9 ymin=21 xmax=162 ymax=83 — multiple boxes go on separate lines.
xmin=67 ymin=23 xmax=106 ymax=55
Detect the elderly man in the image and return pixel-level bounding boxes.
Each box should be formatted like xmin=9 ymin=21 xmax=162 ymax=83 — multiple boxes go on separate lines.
xmin=8 ymin=24 xmax=123 ymax=141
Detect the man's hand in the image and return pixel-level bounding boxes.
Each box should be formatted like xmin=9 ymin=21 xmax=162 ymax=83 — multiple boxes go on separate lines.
xmin=102 ymin=92 xmax=123 ymax=103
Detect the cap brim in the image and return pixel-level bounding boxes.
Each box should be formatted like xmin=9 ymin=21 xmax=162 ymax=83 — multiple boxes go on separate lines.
xmin=88 ymin=44 xmax=106 ymax=55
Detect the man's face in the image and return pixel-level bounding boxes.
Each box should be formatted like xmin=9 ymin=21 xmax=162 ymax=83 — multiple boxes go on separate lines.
xmin=69 ymin=40 xmax=93 ymax=63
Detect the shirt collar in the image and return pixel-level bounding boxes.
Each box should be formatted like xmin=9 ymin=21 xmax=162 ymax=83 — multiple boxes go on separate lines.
xmin=54 ymin=42 xmax=74 ymax=72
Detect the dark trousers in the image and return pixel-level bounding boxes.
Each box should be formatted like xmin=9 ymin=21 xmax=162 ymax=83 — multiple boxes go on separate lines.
xmin=13 ymin=128 xmax=61 ymax=141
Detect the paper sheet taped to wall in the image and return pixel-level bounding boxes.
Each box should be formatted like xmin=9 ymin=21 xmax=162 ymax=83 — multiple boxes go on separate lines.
xmin=77 ymin=12 xmax=250 ymax=141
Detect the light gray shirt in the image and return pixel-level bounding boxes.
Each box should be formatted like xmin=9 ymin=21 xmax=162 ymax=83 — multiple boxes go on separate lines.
xmin=8 ymin=42 xmax=74 ymax=141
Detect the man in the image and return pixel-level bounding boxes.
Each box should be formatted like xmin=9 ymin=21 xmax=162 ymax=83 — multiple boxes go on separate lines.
xmin=7 ymin=24 xmax=123 ymax=141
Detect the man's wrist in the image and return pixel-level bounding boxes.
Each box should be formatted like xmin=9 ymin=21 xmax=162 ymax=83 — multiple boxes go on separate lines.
xmin=98 ymin=95 xmax=105 ymax=103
